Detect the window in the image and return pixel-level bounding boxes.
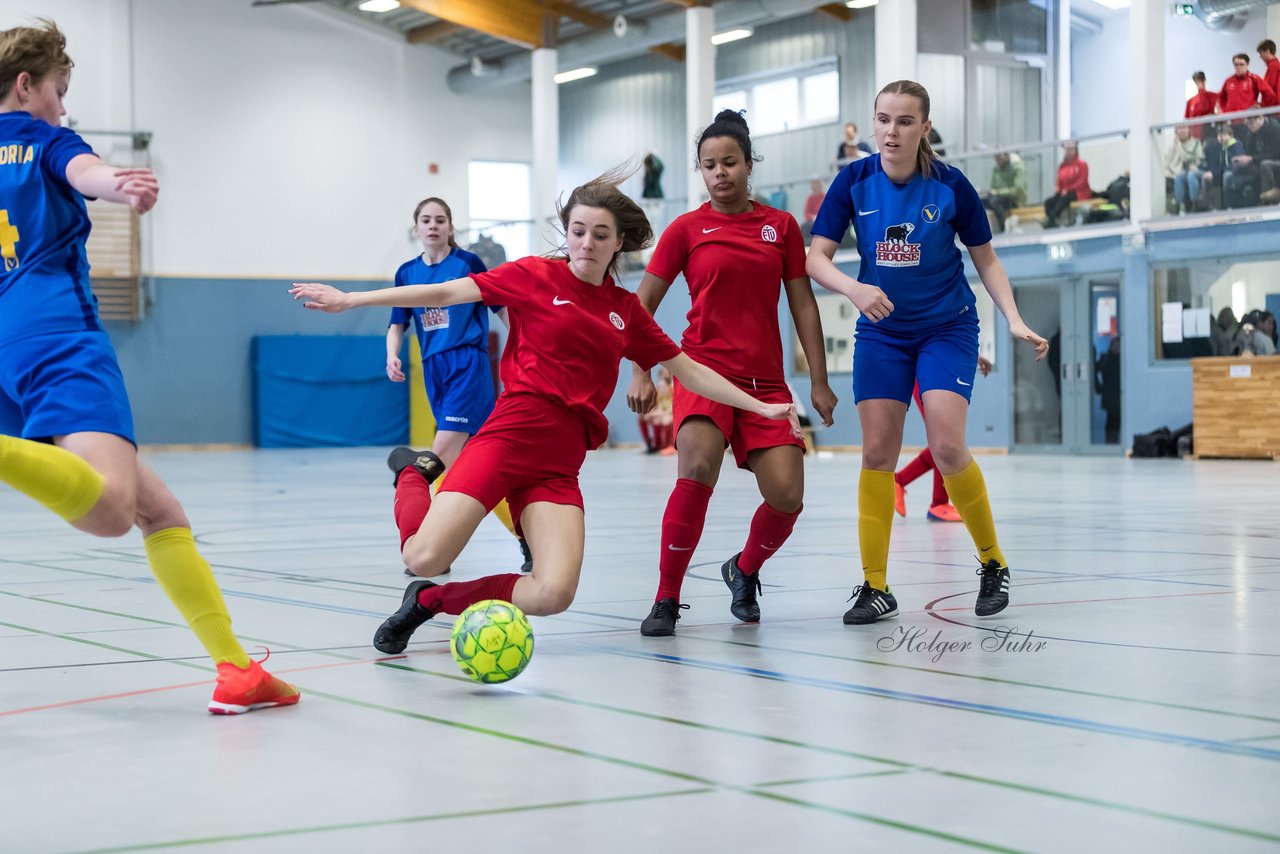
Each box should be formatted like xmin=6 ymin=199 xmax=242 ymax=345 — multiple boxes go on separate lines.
xmin=467 ymin=160 xmax=532 ymax=262
xmin=716 ymin=60 xmax=840 ymax=136
xmin=1152 ymin=259 xmax=1280 ymax=359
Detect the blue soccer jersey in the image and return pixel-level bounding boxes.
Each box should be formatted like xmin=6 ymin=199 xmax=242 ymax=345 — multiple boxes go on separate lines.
xmin=0 ymin=111 xmax=98 ymax=342
xmin=811 ymin=155 xmax=992 ymax=333
xmin=389 ymin=248 xmax=501 ymax=359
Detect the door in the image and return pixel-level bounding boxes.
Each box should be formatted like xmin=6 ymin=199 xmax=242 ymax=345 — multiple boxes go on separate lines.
xmin=1012 ymin=275 xmax=1122 ymax=453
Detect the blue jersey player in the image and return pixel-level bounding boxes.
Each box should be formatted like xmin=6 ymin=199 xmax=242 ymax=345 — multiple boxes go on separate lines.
xmin=0 ymin=19 xmax=297 ymax=713
xmin=383 ymin=198 xmax=530 ymax=573
xmin=807 ymin=80 xmax=1048 ymax=625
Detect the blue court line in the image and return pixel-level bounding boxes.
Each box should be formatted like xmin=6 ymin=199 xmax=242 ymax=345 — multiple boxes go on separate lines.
xmin=599 ymin=646 xmax=1280 ymax=763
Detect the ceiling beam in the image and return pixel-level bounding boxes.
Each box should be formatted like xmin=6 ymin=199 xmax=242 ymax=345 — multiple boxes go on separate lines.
xmin=648 ymin=42 xmax=686 ymax=62
xmin=405 ymin=19 xmax=465 ymax=44
xmin=532 ymin=0 xmax=611 ymax=30
xmin=397 ymin=0 xmax=548 ymax=49
xmin=816 ymin=3 xmax=851 ymax=21
xmin=656 ymin=0 xmax=700 ymax=7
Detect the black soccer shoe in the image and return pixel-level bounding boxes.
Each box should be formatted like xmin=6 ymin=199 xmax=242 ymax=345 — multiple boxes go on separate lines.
xmin=842 ymin=584 xmax=899 ymax=625
xmin=640 ymin=598 xmax=689 ymax=637
xmin=721 ymin=553 xmax=762 ymax=623
xmin=975 ymin=559 xmax=1011 ymax=617
xmin=386 ymin=447 xmax=445 ymax=487
xmin=518 ymin=537 xmax=533 ymax=573
xmin=373 ymin=579 xmax=439 ymax=654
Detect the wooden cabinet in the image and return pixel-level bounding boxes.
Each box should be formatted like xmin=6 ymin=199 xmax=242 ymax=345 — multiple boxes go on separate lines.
xmin=1191 ymin=357 xmax=1280 ymax=459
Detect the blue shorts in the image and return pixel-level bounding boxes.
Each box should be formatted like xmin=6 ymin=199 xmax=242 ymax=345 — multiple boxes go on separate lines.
xmin=423 ymin=346 xmax=496 ymax=435
xmin=0 ymin=331 xmax=137 ymax=444
xmin=852 ymin=312 xmax=979 ymax=404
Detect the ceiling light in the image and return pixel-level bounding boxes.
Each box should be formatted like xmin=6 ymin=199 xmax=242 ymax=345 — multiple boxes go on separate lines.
xmin=554 ymin=66 xmax=598 ymax=84
xmin=711 ymin=28 xmax=753 ymax=45
xmin=357 ymin=0 xmax=400 ymax=12
xmin=846 ymin=0 xmax=878 ymax=8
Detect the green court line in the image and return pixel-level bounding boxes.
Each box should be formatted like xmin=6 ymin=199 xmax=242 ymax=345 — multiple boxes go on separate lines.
xmin=68 ymin=788 xmax=714 ymax=853
xmin=754 ymin=768 xmax=916 ymax=788
xmin=8 ymin=595 xmax=1279 ymax=845
xmin=705 ymin=635 xmax=1280 ymax=725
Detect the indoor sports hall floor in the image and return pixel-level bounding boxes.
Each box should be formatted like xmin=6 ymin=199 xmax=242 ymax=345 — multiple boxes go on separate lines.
xmin=2 ymin=448 xmax=1277 ymax=853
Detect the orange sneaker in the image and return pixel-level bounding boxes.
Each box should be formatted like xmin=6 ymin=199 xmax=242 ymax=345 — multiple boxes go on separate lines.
xmin=927 ymin=503 xmax=963 ymax=522
xmin=893 ymin=481 xmax=907 ymax=517
xmin=208 ymin=656 xmax=300 ymax=715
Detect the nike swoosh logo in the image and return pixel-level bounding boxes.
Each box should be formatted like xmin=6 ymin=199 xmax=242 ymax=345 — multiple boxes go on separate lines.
xmin=981 ymin=545 xmax=994 ymax=552
xmin=762 ymin=544 xmax=781 ymax=551
xmin=667 ymin=545 xmax=693 ymax=551
xmin=701 ymin=227 xmax=722 ymax=234
xmin=858 ymin=209 xmax=879 ymax=215
xmin=956 ymin=378 xmax=972 ymax=387
xmin=552 ymin=297 xmax=572 ymax=306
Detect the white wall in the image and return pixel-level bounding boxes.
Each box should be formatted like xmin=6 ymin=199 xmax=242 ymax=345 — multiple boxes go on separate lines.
xmin=1071 ymin=6 xmax=1269 ymax=138
xmin=1 ymin=0 xmax=532 ymax=279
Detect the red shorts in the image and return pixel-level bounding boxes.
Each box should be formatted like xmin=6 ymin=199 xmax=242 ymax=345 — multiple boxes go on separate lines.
xmin=438 ymin=393 xmax=588 ymax=531
xmin=673 ymin=376 xmax=803 ymax=470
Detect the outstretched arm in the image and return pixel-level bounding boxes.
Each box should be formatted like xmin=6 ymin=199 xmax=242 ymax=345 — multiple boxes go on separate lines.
xmin=660 ymin=352 xmax=802 ymax=438
xmin=967 ymin=242 xmax=1049 ymax=360
xmin=64 ymin=154 xmax=158 ymax=214
xmin=290 ymin=277 xmax=483 ymax=313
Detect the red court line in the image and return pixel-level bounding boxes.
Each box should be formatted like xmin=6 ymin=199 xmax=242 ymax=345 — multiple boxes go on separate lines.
xmin=927 ymin=589 xmax=1232 ymax=613
xmin=0 ymin=654 xmax=404 ymax=718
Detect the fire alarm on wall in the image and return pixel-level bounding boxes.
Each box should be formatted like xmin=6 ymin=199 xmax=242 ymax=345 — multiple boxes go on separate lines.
xmin=429 ymin=163 xmax=439 ymax=174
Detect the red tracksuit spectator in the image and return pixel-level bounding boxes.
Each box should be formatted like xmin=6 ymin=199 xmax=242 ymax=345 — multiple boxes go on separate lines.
xmin=1260 ymin=40 xmax=1280 ymax=107
xmin=1220 ymin=54 xmax=1276 ymax=116
xmin=1185 ymin=71 xmax=1219 ymax=137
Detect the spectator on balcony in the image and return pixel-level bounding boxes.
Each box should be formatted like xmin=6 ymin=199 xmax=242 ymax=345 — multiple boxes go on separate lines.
xmin=1219 ymin=54 xmax=1275 ymax=122
xmin=836 ymin=122 xmax=874 ymax=163
xmin=1185 ymin=71 xmax=1218 ymax=138
xmin=981 ymin=151 xmax=1026 ymax=231
xmin=1164 ymin=124 xmax=1205 ymax=213
xmin=1241 ymin=107 xmax=1280 ymax=204
xmin=1259 ymin=40 xmax=1279 ymax=107
xmin=1202 ymin=124 xmax=1246 ymax=207
xmin=1044 ymin=142 xmax=1091 ymax=228
xmin=802 ymin=177 xmax=825 ymax=235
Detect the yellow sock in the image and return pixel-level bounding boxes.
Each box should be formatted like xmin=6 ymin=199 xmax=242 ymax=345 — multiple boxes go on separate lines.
xmin=491 ymin=499 xmax=518 ymax=537
xmin=144 ymin=527 xmax=250 ymax=667
xmin=858 ymin=468 xmax=895 ymax=591
xmin=942 ymin=459 xmax=1007 ymax=567
xmin=0 ymin=434 xmax=104 ymax=522
xmin=435 ymin=469 xmax=518 ymax=537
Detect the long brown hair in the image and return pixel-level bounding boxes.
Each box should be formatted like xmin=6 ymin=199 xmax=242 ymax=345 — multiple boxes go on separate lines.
xmin=0 ymin=18 xmax=73 ymax=100
xmin=555 ymin=164 xmax=653 ymax=281
xmin=412 ymin=197 xmax=458 ymax=249
xmin=876 ymin=79 xmax=937 ymax=178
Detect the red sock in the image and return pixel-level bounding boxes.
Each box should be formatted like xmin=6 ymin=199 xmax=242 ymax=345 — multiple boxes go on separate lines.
xmin=656 ymin=423 xmax=673 ymax=449
xmin=394 ymin=468 xmax=433 ymax=549
xmin=931 ymin=467 xmax=949 ymax=507
xmin=895 ymin=447 xmax=935 ymax=488
xmin=418 ymin=573 xmax=521 ymax=616
xmin=738 ymin=502 xmax=801 ymax=573
xmin=656 ymin=478 xmax=713 ymax=601
xmin=639 ymin=417 xmax=655 ymax=449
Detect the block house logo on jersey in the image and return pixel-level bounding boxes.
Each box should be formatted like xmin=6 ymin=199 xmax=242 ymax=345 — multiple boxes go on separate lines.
xmin=876 ymin=222 xmax=920 ymax=268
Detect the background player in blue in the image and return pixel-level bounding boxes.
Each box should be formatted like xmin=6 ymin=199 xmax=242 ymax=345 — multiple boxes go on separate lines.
xmin=806 ymin=80 xmax=1048 ymax=625
xmin=0 ymin=19 xmax=298 ymax=713
xmin=383 ymin=197 xmax=529 ymax=573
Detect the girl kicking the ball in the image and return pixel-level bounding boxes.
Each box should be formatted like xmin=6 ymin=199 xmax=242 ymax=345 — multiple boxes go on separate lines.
xmin=290 ymin=167 xmax=800 ymax=655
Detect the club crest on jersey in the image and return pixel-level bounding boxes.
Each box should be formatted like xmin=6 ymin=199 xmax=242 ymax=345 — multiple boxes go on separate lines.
xmin=922 ymin=204 xmax=941 ymax=223
xmin=609 ymin=311 xmax=625 ymax=330
xmin=760 ymin=224 xmax=777 ymax=242
xmin=876 ymin=223 xmax=921 ymax=268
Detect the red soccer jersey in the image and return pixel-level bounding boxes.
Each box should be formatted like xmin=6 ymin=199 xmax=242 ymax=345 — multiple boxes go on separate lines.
xmin=1264 ymin=58 xmax=1280 ymax=108
xmin=470 ymin=256 xmax=680 ymax=449
xmin=1219 ymin=73 xmax=1274 ymax=114
xmin=647 ymin=202 xmax=807 ymax=384
xmin=1184 ymin=90 xmax=1218 ymax=137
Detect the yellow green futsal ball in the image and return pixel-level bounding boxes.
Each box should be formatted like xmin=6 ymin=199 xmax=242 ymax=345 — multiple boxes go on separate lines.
xmin=451 ymin=600 xmax=534 ymax=684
